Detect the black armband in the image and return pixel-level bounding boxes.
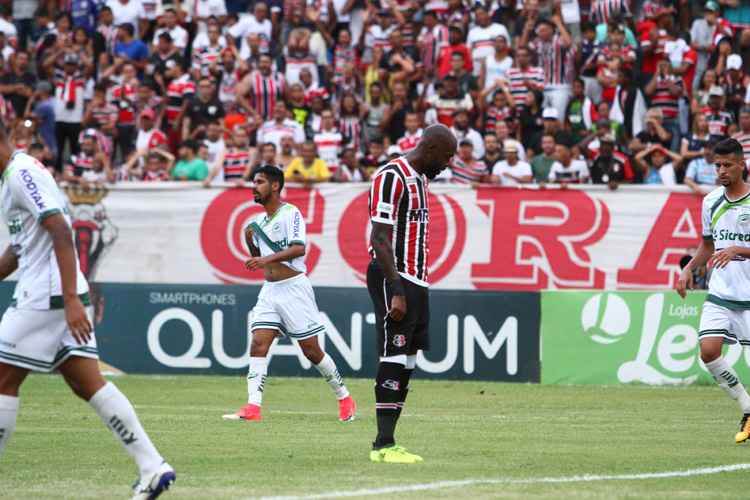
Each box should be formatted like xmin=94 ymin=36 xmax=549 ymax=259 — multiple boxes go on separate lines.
xmin=388 ymin=277 xmax=405 ymax=296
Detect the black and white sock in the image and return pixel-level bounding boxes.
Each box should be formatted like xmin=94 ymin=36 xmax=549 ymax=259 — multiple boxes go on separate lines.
xmin=374 ymin=361 xmax=405 ymax=449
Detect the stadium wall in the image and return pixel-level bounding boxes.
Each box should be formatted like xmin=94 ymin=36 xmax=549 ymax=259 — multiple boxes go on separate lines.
xmin=0 ymin=184 xmax=716 ymax=383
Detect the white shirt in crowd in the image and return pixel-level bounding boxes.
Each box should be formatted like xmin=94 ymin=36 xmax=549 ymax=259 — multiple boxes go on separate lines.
xmin=256 ymin=119 xmax=305 ymax=151
xmin=467 ymin=23 xmax=510 ymax=76
xmin=154 ymin=25 xmax=189 ymax=50
xmin=314 ymin=129 xmax=343 ymax=173
xmin=107 ymin=0 xmax=146 ymax=34
xmin=548 ymin=159 xmax=590 ymax=183
xmin=492 ymin=159 xmax=532 ymax=186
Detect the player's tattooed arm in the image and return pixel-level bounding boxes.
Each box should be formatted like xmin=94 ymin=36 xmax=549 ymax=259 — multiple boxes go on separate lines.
xmin=0 ymin=245 xmax=18 ymax=280
xmin=370 ymin=221 xmax=407 ymax=321
xmin=245 ymin=227 xmax=261 ymax=257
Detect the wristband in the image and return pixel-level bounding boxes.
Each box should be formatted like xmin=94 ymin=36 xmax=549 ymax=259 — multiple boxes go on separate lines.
xmin=388 ymin=277 xmax=405 ymax=296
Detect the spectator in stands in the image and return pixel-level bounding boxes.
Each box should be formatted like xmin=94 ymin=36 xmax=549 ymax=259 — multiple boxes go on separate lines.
xmin=331 ymin=147 xmax=367 ymax=182
xmin=732 ymin=108 xmax=750 ymax=163
xmin=530 ymin=133 xmax=557 ymax=183
xmin=257 ymin=101 xmax=305 ymax=151
xmin=314 ymin=109 xmax=343 ymax=174
xmin=0 ymin=51 xmax=36 ymax=118
xmin=284 ymin=140 xmax=331 ymax=184
xmin=277 ymin=135 xmax=296 ymax=169
xmin=451 ymin=109 xmax=484 ymax=159
xmin=634 ymin=144 xmax=681 ymax=185
xmin=451 ymin=139 xmax=487 ymax=184
xmin=64 ymin=129 xmax=113 ymax=187
xmin=112 ymin=22 xmax=148 ymax=71
xmin=183 ymin=77 xmax=225 ymax=141
xmin=26 ymin=81 xmax=57 ymax=158
xmin=204 ymin=125 xmax=253 ymax=186
xmin=491 ymin=139 xmax=532 ymax=186
xmin=684 ymin=140 xmax=718 ymax=194
xmin=481 ymin=133 xmax=502 ymax=170
xmin=589 ymin=133 xmax=634 ymax=187
xmin=52 ymin=52 xmax=86 ymax=172
xmin=171 ymin=140 xmax=209 ymax=181
xmin=549 ymin=136 xmax=591 ymax=184
xmin=126 ymin=149 xmax=174 ymax=181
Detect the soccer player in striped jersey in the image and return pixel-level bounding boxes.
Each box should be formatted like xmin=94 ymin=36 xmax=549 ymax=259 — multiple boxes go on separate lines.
xmin=367 ymin=124 xmax=456 ymax=464
xmin=0 ymin=126 xmax=175 ymax=499
xmin=222 ymin=165 xmax=356 ymax=422
xmin=677 ymin=138 xmax=750 ymax=444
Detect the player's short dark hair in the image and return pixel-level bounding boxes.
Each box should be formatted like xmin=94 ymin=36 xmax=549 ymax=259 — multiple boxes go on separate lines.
xmin=260 ymin=141 xmax=277 ymax=151
xmin=253 ymin=164 xmax=285 ymax=193
xmin=29 ymin=142 xmax=44 ymax=153
xmin=713 ymin=138 xmax=744 ymax=159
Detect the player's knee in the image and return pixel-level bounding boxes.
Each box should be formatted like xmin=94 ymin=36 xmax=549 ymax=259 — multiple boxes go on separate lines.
xmin=700 ymin=344 xmax=722 ymax=363
xmin=250 ymin=337 xmax=271 ymax=357
xmin=300 ymin=341 xmax=323 ymax=363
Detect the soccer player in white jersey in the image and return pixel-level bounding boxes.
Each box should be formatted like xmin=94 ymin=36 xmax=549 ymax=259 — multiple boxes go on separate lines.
xmin=0 ymin=127 xmax=175 ymax=499
xmin=222 ymin=165 xmax=356 ymax=422
xmin=678 ymin=138 xmax=750 ymax=443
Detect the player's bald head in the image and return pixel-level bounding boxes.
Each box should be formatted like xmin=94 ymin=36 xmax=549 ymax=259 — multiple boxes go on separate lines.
xmin=413 ymin=124 xmax=457 ymax=179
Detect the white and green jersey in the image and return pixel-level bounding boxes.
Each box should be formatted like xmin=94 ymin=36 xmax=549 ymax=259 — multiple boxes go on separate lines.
xmin=247 ymin=202 xmax=307 ymax=274
xmin=0 ymin=151 xmax=88 ymax=309
xmin=703 ymin=186 xmax=750 ymax=309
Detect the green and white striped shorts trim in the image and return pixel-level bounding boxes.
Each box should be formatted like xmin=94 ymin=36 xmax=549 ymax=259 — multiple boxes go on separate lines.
xmin=250 ymin=322 xmax=325 ymax=340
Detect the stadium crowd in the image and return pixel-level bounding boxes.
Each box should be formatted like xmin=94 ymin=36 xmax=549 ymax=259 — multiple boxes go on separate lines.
xmin=1 ymin=0 xmax=749 ymax=191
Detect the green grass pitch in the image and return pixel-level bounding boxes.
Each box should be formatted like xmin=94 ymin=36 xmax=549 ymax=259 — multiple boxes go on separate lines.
xmin=3 ymin=374 xmax=750 ymax=499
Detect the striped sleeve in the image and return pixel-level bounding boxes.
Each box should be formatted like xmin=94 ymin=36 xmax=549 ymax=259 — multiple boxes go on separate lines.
xmin=369 ymin=168 xmax=404 ymax=225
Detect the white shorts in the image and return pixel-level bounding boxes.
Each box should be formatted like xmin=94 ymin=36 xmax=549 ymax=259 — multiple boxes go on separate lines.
xmin=250 ymin=274 xmax=324 ymax=340
xmin=0 ymin=306 xmax=98 ymax=372
xmin=699 ymin=301 xmax=750 ymax=346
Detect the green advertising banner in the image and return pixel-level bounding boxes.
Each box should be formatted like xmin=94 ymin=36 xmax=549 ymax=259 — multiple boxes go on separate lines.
xmin=541 ymin=290 xmax=750 ymax=385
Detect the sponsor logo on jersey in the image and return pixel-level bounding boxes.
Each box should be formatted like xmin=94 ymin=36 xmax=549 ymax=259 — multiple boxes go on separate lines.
xmin=408 ymin=208 xmax=429 ymax=222
xmin=7 ymin=218 xmax=21 ymax=235
xmin=393 ymin=334 xmax=406 ymax=347
xmin=19 ymin=169 xmax=45 ymax=210
xmin=714 ymin=229 xmax=750 ymax=242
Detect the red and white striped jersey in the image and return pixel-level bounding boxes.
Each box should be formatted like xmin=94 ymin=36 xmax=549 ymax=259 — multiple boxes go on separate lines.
xmin=530 ymin=35 xmax=577 ymax=86
xmin=111 ymin=83 xmax=137 ymax=125
xmin=397 ymin=129 xmax=423 ymax=153
xmin=339 ymin=115 xmax=362 ymax=152
xmin=136 ymin=128 xmax=168 ymax=152
xmin=314 ymin=129 xmax=343 ymax=173
xmin=589 ymin=0 xmax=631 ymax=25
xmin=704 ymin=108 xmax=734 ymax=138
xmin=192 ymin=44 xmax=223 ymax=77
xmin=450 ymin=157 xmax=487 ymax=184
xmin=732 ymin=131 xmax=750 ymax=162
xmin=419 ymin=23 xmax=449 ymax=72
xmin=507 ymin=66 xmax=545 ymax=109
xmin=368 ymin=156 xmax=430 ymax=287
xmin=66 ymin=152 xmax=94 ymax=178
xmin=247 ymin=70 xmax=285 ymax=121
xmin=166 ymin=74 xmax=196 ymax=123
xmin=651 ymin=76 xmax=683 ymax=119
xmin=222 ymin=147 xmax=252 ymax=180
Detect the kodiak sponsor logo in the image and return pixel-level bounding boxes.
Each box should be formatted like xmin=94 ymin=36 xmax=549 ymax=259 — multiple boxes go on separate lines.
xmin=19 ymin=169 xmax=45 ymax=210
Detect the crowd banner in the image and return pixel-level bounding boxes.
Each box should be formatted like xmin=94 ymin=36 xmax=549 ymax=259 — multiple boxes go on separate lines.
xmin=540 ymin=290 xmax=748 ymax=385
xmin=24 ymin=182 xmax=705 ymax=291
xmin=0 ymin=282 xmax=540 ymax=381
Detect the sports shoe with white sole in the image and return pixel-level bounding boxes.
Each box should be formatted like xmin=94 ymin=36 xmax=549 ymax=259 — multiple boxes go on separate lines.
xmin=131 ymin=462 xmax=176 ymax=500
xmin=222 ymin=403 xmax=262 ymax=421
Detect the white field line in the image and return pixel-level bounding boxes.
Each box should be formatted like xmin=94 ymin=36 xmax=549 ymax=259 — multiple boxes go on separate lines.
xmin=256 ymin=463 xmax=750 ymax=500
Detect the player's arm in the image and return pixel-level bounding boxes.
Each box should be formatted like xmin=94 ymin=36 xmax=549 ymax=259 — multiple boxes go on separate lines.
xmin=41 ymin=214 xmax=92 ymax=343
xmin=0 ymin=245 xmax=18 ymax=280
xmin=246 ymin=244 xmax=305 ymax=270
xmin=244 ymin=226 xmax=260 ymax=257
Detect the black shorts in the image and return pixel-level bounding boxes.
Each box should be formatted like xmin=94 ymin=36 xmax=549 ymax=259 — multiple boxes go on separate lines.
xmin=366 ymin=259 xmax=429 ymax=357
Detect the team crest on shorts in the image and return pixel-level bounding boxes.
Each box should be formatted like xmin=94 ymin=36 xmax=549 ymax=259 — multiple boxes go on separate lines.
xmin=393 ymin=334 xmax=406 ymax=347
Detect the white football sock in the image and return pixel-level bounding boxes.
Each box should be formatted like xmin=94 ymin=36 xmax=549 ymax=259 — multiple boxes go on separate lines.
xmin=247 ymin=356 xmax=268 ymax=406
xmin=315 ymin=354 xmax=349 ymax=400
xmin=706 ymin=357 xmax=750 ymax=413
xmin=0 ymin=394 xmax=19 ymax=456
xmin=88 ymin=382 xmax=163 ymax=476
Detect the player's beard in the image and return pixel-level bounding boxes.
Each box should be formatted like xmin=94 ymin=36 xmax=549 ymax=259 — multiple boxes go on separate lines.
xmin=425 ymin=165 xmax=447 ymax=180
